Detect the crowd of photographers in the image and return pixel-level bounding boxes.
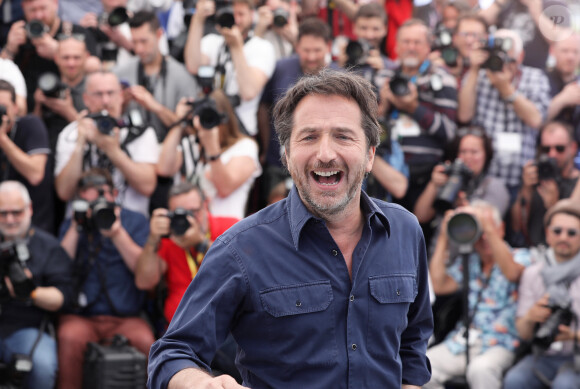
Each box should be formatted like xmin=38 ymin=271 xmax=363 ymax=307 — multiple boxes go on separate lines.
xmin=0 ymin=0 xmax=580 ymax=388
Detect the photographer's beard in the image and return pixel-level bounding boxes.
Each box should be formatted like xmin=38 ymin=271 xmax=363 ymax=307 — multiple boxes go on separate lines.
xmin=401 ymin=56 xmax=421 ymax=72
xmin=0 ymin=217 xmax=31 ymax=241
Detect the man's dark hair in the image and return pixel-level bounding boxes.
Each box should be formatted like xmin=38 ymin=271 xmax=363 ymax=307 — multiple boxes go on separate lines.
xmin=129 ymin=10 xmax=160 ymax=31
xmin=354 ymin=3 xmax=387 ymax=24
xmin=454 ymin=12 xmax=488 ymax=35
xmin=538 ymin=121 xmax=576 ymax=149
xmin=168 ymin=182 xmax=206 ymax=202
xmin=273 ymin=69 xmax=381 ymax=166
xmin=78 ymin=168 xmax=115 ymax=191
xmin=298 ymin=17 xmax=332 ymax=43
xmin=0 ymin=80 xmax=17 ymax=103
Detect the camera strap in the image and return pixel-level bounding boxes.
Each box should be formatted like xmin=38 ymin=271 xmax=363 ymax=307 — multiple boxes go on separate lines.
xmin=137 ymin=56 xmax=168 ymax=126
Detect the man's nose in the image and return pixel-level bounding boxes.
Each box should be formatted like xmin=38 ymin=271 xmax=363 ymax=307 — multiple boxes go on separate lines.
xmin=316 ymin=135 xmax=337 ymax=162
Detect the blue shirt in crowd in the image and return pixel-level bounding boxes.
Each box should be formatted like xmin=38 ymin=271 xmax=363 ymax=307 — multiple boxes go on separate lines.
xmin=148 ymin=186 xmax=433 ymax=388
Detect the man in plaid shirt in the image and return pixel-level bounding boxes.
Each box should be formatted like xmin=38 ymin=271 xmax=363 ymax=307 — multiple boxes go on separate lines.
xmin=457 ymin=28 xmax=550 ymax=200
xmin=377 ymin=19 xmax=458 ymax=211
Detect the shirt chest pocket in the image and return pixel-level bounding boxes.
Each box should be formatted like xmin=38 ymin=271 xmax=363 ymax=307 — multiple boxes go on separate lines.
xmin=367 ymin=275 xmax=417 ymax=359
xmin=259 ymin=281 xmax=338 ymax=368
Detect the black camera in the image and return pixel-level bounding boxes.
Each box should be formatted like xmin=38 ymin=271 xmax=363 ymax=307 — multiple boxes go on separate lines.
xmin=447 ymin=211 xmax=482 ymax=248
xmin=216 ymin=7 xmax=235 ymax=28
xmin=432 ymin=26 xmax=459 ymax=68
xmin=536 ymin=154 xmax=559 ymax=181
xmin=345 ymin=39 xmax=370 ymax=68
xmin=167 ymin=208 xmax=194 ymax=236
xmin=480 ymin=36 xmax=512 ymax=72
xmin=99 ymin=7 xmax=129 ymax=27
xmin=532 ymin=300 xmax=574 ymax=351
xmin=389 ymin=74 xmax=411 ymax=97
xmin=0 ymin=104 xmax=6 ymax=127
xmin=433 ymin=159 xmax=474 ymax=213
xmin=0 ymin=240 xmax=35 ymax=300
xmin=25 ymin=19 xmax=47 ymax=39
xmin=272 ymin=8 xmax=289 ymax=27
xmin=73 ymin=190 xmax=116 ymax=231
xmin=38 ymin=72 xmax=67 ymax=99
xmin=87 ymin=110 xmax=143 ymax=135
xmin=0 ymin=353 xmax=33 ymax=388
xmin=188 ymin=98 xmax=226 ymax=130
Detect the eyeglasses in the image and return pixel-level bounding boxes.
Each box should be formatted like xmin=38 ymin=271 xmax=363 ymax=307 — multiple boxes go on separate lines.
xmin=457 ymin=32 xmax=485 ymax=39
xmin=0 ymin=208 xmax=26 ymax=218
xmin=86 ymin=90 xmax=120 ymax=99
xmin=550 ymin=226 xmax=579 ymax=237
xmin=540 ymin=145 xmax=566 ymax=154
xmin=457 ymin=126 xmax=486 ymax=139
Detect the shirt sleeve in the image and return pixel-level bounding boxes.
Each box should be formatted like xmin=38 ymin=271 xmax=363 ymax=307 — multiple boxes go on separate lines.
xmin=400 ymin=225 xmax=434 ymax=386
xmin=147 ymin=238 xmax=248 ymax=389
xmin=15 ymin=116 xmax=50 ymax=155
xmin=125 ymin=127 xmax=160 ymax=164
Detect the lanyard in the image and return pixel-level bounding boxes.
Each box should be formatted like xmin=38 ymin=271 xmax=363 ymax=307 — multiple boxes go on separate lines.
xmin=184 ymin=231 xmax=211 ymax=279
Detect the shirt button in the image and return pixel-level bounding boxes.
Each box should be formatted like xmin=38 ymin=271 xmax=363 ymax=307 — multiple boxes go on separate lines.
xmin=396 ymin=289 xmax=401 ymax=296
xmin=349 ymin=295 xmax=355 ymax=302
xmin=351 ymin=344 xmax=357 ymax=351
xmin=331 ymin=249 xmax=338 ymax=257
xmin=295 ymin=300 xmax=302 ymax=307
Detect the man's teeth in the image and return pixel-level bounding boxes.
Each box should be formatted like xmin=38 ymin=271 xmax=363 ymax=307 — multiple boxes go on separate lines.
xmin=315 ymin=171 xmax=339 ymax=177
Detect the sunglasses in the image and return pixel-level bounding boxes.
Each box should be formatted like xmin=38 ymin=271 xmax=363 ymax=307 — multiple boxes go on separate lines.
xmin=540 ymin=145 xmax=566 ymax=154
xmin=0 ymin=208 xmax=26 ymax=218
xmin=550 ymin=226 xmax=579 ymax=237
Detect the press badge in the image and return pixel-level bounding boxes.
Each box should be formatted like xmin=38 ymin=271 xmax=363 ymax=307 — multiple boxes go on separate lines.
xmin=495 ymin=132 xmax=522 ymax=161
xmin=392 ymin=114 xmax=421 ymax=139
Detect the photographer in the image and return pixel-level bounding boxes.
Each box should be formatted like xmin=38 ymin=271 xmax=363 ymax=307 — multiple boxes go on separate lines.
xmin=57 ymin=168 xmax=155 ymax=389
xmin=0 ymin=0 xmax=97 ymax=111
xmin=546 ymin=34 xmax=580 ymax=129
xmin=0 ymin=80 xmax=55 ymax=234
xmin=431 ymin=13 xmax=488 ymax=87
xmin=114 ymin=10 xmax=198 ymax=142
xmin=183 ymin=0 xmax=276 ymax=136
xmin=33 ymin=35 xmax=89 ymax=153
xmin=503 ymin=199 xmax=580 ymax=389
xmin=135 ymin=182 xmax=238 ymax=323
xmin=511 ymin=121 xmax=579 ymax=247
xmin=377 ymin=18 xmax=457 ymax=211
xmin=157 ymin=90 xmax=261 ymax=219
xmin=254 ymin=0 xmax=297 ymax=61
xmin=54 ymin=70 xmax=159 ymax=217
xmin=426 ymin=201 xmax=529 ymax=389
xmin=336 ymin=3 xmax=396 ymax=91
xmin=414 ymin=125 xmax=509 ymax=224
xmin=457 ymin=28 xmax=550 ymax=200
xmin=0 ymin=181 xmax=73 ymax=389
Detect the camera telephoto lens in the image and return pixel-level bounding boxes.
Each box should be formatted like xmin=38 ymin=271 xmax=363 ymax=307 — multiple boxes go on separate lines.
xmin=447 ymin=212 xmax=482 ymax=247
xmin=272 ymin=8 xmax=289 ymax=27
xmin=26 ymin=20 xmax=46 ymax=39
xmin=216 ymin=7 xmax=235 ymax=29
xmin=38 ymin=72 xmax=65 ymax=99
xmin=389 ymin=75 xmax=410 ymax=97
xmin=170 ymin=208 xmax=192 ymax=236
xmin=108 ymin=7 xmax=129 ymax=27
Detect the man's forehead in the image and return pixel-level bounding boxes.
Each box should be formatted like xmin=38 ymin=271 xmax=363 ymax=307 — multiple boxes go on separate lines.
xmin=87 ymin=74 xmax=120 ymax=90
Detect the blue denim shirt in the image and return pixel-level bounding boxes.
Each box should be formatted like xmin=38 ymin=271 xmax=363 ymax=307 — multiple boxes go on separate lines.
xmin=148 ymin=187 xmax=433 ymax=389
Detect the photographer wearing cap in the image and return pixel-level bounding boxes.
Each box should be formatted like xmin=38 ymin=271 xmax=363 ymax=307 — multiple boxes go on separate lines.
xmin=503 ymin=199 xmax=580 ymax=389
xmin=57 ymin=168 xmax=155 ymax=389
xmin=183 ymin=0 xmax=276 ymax=136
xmin=135 ymin=182 xmax=238 ymax=324
xmin=54 ymin=70 xmax=159 ymax=217
xmin=1 ymin=0 xmax=98 ymax=112
xmin=0 ymin=80 xmax=55 ymax=234
xmin=377 ymin=18 xmax=457 ymax=211
xmin=511 ymin=121 xmax=579 ymax=247
xmin=0 ymin=181 xmax=72 ymax=389
xmin=457 ymin=28 xmax=550 ymax=200
xmin=426 ymin=200 xmax=529 ymax=389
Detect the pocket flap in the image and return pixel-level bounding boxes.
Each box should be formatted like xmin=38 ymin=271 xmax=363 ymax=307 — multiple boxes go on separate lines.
xmin=260 ymin=281 xmax=333 ymax=318
xmin=369 ymin=275 xmax=416 ymax=304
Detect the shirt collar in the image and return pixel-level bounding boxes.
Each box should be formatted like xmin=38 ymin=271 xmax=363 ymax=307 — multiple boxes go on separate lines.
xmin=286 ymin=186 xmax=391 ymax=250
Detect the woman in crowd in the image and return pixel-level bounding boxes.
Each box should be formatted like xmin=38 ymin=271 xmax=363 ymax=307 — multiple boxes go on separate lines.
xmin=157 ymin=89 xmax=261 ymax=219
xmin=414 ymin=125 xmax=509 ymax=224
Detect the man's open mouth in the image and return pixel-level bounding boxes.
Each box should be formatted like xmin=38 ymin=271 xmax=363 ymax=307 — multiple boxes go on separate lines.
xmin=312 ymin=171 xmax=342 ymax=186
